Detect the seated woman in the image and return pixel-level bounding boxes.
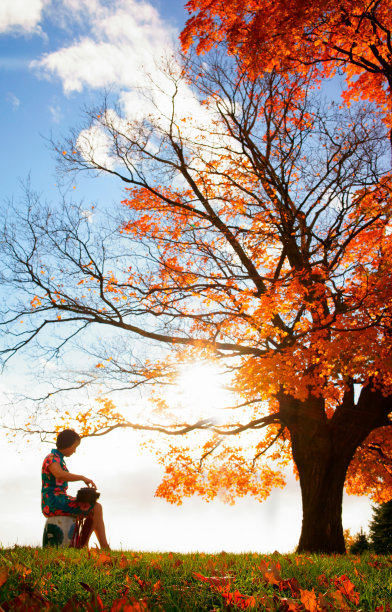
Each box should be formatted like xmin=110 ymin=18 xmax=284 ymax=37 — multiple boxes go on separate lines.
xmin=42 ymin=428 xmax=110 ymax=549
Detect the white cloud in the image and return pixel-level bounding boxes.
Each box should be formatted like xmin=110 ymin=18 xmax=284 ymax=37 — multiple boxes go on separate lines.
xmin=81 ymin=209 xmax=94 ymax=223
xmin=76 ymin=123 xmax=117 ymax=170
xmin=31 ymin=0 xmax=177 ymax=94
xmin=6 ymin=92 xmax=20 ymax=109
xmin=33 ymin=40 xmax=131 ymax=93
xmin=48 ymin=103 xmax=62 ymax=123
xmin=0 ymin=0 xmax=49 ymax=34
xmin=25 ymin=0 xmax=218 ymax=166
xmin=27 ymin=0 xmax=239 ymax=186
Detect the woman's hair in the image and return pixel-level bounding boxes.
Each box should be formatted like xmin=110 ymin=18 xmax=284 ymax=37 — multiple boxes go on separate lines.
xmin=56 ymin=429 xmax=81 ymax=450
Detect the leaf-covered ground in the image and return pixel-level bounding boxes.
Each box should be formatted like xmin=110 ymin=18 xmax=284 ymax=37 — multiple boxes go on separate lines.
xmin=0 ymin=547 xmax=391 ymax=610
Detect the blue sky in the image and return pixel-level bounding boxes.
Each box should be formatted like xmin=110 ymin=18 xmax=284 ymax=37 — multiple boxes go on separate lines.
xmin=0 ymin=0 xmax=374 ymax=552
xmin=0 ymin=0 xmax=187 ymax=204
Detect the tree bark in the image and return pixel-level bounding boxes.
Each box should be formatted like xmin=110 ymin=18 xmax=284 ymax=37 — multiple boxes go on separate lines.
xmin=278 ymin=386 xmax=392 ymax=554
xmin=296 ymin=448 xmax=348 ymax=553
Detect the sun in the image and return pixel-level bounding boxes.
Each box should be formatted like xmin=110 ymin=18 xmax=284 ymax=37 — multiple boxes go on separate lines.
xmin=171 ymin=362 xmax=233 ymax=422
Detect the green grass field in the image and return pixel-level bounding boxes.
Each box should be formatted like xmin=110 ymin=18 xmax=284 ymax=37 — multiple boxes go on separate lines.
xmin=0 ymin=546 xmax=391 ymax=611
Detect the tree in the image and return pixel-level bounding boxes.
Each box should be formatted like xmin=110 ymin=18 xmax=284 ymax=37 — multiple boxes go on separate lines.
xmin=348 ymin=529 xmax=371 ymax=554
xmin=1 ymin=54 xmax=392 ymax=553
xmin=182 ymin=1 xmax=392 ymax=123
xmin=369 ymin=500 xmax=392 ymax=554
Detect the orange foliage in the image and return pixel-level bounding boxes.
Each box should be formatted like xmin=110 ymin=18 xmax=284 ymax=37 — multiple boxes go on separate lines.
xmin=182 ymin=0 xmax=392 ymax=122
xmin=346 ymin=427 xmax=392 ymax=503
xmin=154 ymin=437 xmax=286 ymax=505
xmin=55 ymin=398 xmax=126 ymax=438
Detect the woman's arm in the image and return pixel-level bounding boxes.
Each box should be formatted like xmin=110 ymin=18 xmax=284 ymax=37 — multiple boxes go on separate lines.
xmin=48 ymin=462 xmax=96 ymax=488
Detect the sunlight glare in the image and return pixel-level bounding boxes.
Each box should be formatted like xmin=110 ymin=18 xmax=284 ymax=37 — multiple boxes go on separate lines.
xmin=173 ymin=362 xmax=233 ymax=422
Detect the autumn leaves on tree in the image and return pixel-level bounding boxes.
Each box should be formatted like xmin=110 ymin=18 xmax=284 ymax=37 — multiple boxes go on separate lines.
xmin=182 ymin=1 xmax=392 ymax=121
xmin=1 ymin=1 xmax=392 ymax=553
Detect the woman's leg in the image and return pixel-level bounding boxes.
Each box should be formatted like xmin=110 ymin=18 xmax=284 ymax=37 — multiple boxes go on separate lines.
xmin=90 ymin=502 xmax=110 ymax=549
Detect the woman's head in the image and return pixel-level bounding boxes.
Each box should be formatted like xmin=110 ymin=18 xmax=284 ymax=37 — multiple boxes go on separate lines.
xmin=56 ymin=429 xmax=81 ymax=456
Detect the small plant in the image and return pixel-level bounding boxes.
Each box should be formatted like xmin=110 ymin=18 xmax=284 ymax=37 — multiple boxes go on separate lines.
xmin=349 ymin=528 xmax=371 ymax=554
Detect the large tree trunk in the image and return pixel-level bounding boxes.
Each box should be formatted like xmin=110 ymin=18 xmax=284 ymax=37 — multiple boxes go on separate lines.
xmin=295 ymin=445 xmax=348 ymax=553
xmin=278 ymin=385 xmax=392 ymax=554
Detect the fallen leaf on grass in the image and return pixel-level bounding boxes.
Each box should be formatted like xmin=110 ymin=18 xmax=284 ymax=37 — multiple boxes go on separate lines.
xmin=1 ymin=590 xmax=51 ymax=611
xmin=278 ymin=577 xmax=301 ymax=598
xmin=317 ymin=574 xmax=330 ymax=589
xmin=152 ymin=580 xmax=162 ymax=592
xmin=262 ymin=592 xmax=306 ymax=611
xmin=124 ymin=575 xmax=133 ymax=589
xmin=278 ymin=600 xmax=294 ymax=611
xmin=149 ymin=558 xmax=162 ymax=571
xmin=13 ymin=563 xmax=32 ymax=578
xmin=0 ymin=568 xmax=8 ymax=588
xmin=89 ymin=549 xmax=113 ymax=567
xmin=62 ymin=590 xmax=149 ymax=612
xmin=258 ymin=560 xmax=282 ymax=585
xmin=61 ymin=595 xmax=88 ymax=611
xmin=79 ymin=582 xmax=94 ymax=593
xmin=300 ymin=588 xmax=319 ymax=612
xmin=354 ymin=567 xmax=365 ymax=580
xmin=193 ymin=572 xmax=233 ymax=587
xmin=110 ymin=597 xmax=130 ymax=612
xmin=329 ymin=589 xmax=350 ymax=610
xmin=278 ymin=597 xmax=304 ymax=611
xmin=79 ymin=581 xmax=105 ymax=610
xmin=110 ymin=596 xmax=149 ymax=611
xmin=216 ymin=585 xmax=256 ymax=610
xmin=258 ymin=595 xmax=277 ymax=611
xmin=334 ymin=575 xmax=360 ymax=604
xmin=316 ymin=593 xmax=330 ymax=610
xmin=193 ymin=573 xmax=255 ymax=609
xmin=294 ymin=556 xmax=314 ymax=566
xmin=133 ymin=574 xmax=148 ymax=590
xmin=119 ymin=555 xmax=130 ymax=569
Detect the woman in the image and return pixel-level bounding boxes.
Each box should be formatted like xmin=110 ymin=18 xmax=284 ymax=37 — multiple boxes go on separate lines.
xmin=42 ymin=429 xmax=110 ymax=549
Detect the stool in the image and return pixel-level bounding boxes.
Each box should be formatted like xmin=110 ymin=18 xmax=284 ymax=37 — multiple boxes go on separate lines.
xmin=43 ymin=515 xmax=76 ymax=548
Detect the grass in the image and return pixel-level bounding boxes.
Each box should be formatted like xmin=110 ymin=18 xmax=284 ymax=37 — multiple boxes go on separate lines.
xmin=0 ymin=546 xmax=392 ymax=610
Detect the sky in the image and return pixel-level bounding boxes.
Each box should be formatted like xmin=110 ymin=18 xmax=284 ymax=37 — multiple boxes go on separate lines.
xmin=0 ymin=0 xmax=374 ymax=553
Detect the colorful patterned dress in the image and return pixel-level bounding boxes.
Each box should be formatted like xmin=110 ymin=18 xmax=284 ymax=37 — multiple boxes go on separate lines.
xmin=41 ymin=448 xmax=95 ymax=517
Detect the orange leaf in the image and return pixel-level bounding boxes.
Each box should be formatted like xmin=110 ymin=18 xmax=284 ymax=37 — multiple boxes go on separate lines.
xmin=89 ymin=549 xmax=113 ymax=566
xmin=0 ymin=567 xmax=8 ymax=587
xmin=300 ymin=588 xmax=319 ymax=612
xmin=134 ymin=574 xmax=147 ymax=590
xmin=258 ymin=560 xmax=282 ymax=585
xmin=110 ymin=596 xmax=149 ymax=611
xmin=193 ymin=571 xmax=209 ymax=583
xmin=14 ymin=563 xmax=32 ymax=578
xmin=287 ymin=602 xmax=302 ymax=611
xmin=264 ymin=568 xmax=281 ymax=585
xmin=118 ymin=554 xmax=129 ymax=569
xmin=335 ymin=576 xmax=360 ymax=604
xmin=3 ymin=591 xmax=51 ymax=611
xmin=330 ymin=589 xmax=349 ymax=609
